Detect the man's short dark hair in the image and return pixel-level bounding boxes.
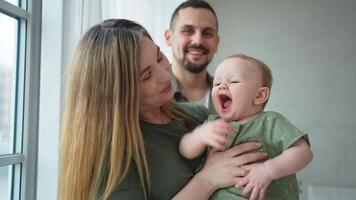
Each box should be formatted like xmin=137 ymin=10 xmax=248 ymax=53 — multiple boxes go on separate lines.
xmin=169 ymin=0 xmax=218 ymax=30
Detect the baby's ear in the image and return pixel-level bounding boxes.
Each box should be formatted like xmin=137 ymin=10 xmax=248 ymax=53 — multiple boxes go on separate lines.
xmin=254 ymin=87 xmax=270 ymax=105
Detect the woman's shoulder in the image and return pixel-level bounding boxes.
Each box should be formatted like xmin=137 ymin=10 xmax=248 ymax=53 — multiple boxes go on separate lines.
xmin=176 ymin=102 xmax=211 ymax=123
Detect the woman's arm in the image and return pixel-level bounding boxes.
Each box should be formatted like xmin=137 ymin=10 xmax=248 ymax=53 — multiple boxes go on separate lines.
xmin=172 ymin=142 xmax=268 ymax=200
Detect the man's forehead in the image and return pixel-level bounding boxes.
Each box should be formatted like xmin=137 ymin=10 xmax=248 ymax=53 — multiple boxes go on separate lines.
xmin=175 ymin=7 xmax=217 ymax=29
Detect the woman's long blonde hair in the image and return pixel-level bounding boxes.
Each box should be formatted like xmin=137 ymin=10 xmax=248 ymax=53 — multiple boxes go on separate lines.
xmin=59 ymin=19 xmax=191 ymax=200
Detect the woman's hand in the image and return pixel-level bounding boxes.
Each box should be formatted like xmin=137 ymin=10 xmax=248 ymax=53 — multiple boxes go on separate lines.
xmin=197 ymin=142 xmax=268 ymax=190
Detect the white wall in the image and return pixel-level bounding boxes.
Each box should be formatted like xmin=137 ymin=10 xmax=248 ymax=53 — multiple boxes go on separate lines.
xmin=207 ymin=0 xmax=356 ymax=199
xmin=37 ymin=0 xmax=62 ymax=199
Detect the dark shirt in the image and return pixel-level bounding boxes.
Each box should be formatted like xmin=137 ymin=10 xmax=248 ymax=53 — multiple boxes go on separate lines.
xmin=109 ymin=103 xmax=210 ymax=200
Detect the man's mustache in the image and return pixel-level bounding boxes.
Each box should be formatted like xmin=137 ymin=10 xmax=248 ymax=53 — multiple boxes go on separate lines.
xmin=185 ymin=45 xmax=209 ymax=54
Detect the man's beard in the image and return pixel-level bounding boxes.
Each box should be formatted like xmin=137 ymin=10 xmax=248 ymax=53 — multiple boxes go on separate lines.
xmin=177 ymin=44 xmax=211 ymax=73
xmin=183 ymin=61 xmax=209 ymax=73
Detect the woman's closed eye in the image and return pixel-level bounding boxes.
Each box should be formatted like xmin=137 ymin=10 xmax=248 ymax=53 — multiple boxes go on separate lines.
xmin=141 ymin=71 xmax=151 ymax=81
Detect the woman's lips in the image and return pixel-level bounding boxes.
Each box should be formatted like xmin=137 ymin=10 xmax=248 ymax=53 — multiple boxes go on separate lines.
xmin=161 ymin=82 xmax=172 ymax=94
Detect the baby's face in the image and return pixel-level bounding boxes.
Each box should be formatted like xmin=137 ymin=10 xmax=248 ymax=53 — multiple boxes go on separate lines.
xmin=212 ymin=57 xmax=263 ymax=121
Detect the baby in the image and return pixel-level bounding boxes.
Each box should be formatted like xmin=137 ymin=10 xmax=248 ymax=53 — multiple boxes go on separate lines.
xmin=179 ymin=54 xmax=313 ymax=200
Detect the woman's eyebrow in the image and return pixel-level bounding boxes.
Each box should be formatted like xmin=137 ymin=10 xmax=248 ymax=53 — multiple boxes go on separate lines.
xmin=156 ymin=46 xmax=160 ymax=58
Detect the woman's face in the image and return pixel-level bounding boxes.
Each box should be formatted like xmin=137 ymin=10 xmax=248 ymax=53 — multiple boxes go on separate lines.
xmin=139 ymin=37 xmax=173 ymax=113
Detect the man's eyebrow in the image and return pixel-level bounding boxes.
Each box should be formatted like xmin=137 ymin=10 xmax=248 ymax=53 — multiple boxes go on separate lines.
xmin=180 ymin=25 xmax=217 ymax=32
xmin=203 ymin=27 xmax=216 ymax=32
xmin=180 ymin=24 xmax=194 ymax=29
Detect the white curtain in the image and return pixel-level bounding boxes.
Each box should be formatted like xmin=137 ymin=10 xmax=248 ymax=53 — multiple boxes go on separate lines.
xmin=62 ymin=0 xmax=184 ymax=65
xmin=102 ymin=0 xmax=185 ymax=61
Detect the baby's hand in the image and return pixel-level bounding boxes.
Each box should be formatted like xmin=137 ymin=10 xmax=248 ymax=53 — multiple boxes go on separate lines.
xmin=235 ymin=163 xmax=273 ymax=200
xmin=193 ymin=119 xmax=235 ymax=151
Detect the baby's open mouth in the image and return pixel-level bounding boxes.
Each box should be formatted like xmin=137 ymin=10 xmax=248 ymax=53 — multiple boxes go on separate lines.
xmin=219 ymin=94 xmax=232 ymax=109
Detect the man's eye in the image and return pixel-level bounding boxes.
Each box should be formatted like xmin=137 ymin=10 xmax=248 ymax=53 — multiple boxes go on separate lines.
xmin=182 ymin=29 xmax=193 ymax=35
xmin=203 ymin=32 xmax=213 ymax=37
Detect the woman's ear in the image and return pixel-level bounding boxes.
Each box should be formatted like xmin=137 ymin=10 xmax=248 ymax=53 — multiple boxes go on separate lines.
xmin=254 ymin=87 xmax=270 ymax=105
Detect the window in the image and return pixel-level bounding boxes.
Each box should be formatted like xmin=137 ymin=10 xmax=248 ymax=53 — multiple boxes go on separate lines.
xmin=0 ymin=0 xmax=41 ymax=199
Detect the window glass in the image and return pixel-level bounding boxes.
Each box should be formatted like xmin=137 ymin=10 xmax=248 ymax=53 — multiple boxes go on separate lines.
xmin=3 ymin=0 xmax=19 ymax=6
xmin=0 ymin=165 xmax=12 ymax=200
xmin=0 ymin=13 xmax=18 ymax=155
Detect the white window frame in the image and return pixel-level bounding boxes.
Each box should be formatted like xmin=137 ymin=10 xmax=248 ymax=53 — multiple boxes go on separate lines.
xmin=0 ymin=0 xmax=42 ymax=199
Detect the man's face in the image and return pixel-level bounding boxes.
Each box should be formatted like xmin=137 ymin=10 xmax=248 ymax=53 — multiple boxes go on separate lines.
xmin=166 ymin=7 xmax=219 ymax=73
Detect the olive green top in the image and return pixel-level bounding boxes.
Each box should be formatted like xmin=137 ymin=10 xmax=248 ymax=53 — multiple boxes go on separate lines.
xmin=109 ymin=102 xmax=210 ymax=200
xmin=209 ymin=111 xmax=309 ymax=200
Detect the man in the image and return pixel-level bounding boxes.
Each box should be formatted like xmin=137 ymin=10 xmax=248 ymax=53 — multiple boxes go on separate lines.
xmin=165 ymin=0 xmax=219 ymax=113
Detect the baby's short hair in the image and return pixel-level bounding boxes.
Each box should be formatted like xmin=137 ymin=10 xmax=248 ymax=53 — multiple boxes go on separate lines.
xmin=227 ymin=54 xmax=273 ymax=109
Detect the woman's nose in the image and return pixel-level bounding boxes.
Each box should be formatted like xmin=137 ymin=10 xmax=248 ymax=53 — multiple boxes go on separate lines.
xmin=157 ymin=66 xmax=170 ymax=82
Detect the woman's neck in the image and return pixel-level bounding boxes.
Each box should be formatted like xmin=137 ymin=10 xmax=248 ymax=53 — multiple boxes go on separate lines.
xmin=140 ymin=107 xmax=172 ymax=124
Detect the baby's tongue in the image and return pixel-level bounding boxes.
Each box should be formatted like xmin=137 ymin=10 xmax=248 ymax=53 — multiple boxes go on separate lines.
xmin=222 ymin=100 xmax=232 ymax=109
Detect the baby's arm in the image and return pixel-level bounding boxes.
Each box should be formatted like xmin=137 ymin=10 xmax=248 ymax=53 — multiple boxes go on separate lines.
xmin=236 ymin=138 xmax=313 ymax=200
xmin=264 ymin=138 xmax=313 ymax=180
xmin=179 ymin=119 xmax=235 ymax=159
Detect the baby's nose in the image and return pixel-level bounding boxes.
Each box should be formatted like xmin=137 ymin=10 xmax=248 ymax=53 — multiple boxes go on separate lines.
xmin=218 ymin=83 xmax=228 ymax=90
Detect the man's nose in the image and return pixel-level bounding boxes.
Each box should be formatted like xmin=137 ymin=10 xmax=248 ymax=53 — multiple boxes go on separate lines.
xmin=191 ymin=32 xmax=203 ymax=45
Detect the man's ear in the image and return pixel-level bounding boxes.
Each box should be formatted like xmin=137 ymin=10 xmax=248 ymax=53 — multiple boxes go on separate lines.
xmin=164 ymin=29 xmax=172 ymax=46
xmin=254 ymin=87 xmax=270 ymax=105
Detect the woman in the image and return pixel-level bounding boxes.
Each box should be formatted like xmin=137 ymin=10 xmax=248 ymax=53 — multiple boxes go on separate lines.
xmin=59 ymin=19 xmax=266 ymax=200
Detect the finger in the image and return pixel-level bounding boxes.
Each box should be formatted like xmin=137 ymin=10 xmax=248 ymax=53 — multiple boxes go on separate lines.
xmin=226 ymin=142 xmax=263 ymax=157
xmin=213 ymin=134 xmax=229 ymax=145
xmin=242 ymin=183 xmax=253 ymax=197
xmin=249 ymin=186 xmax=259 ymax=200
xmin=240 ymin=164 xmax=249 ymax=171
xmin=233 ymin=152 xmax=268 ymax=166
xmin=220 ymin=121 xmax=235 ymax=133
xmin=232 ymin=166 xmax=248 ymax=177
xmin=215 ymin=119 xmax=235 ymax=133
xmin=241 ymin=163 xmax=256 ymax=171
xmin=259 ymin=188 xmax=266 ymax=200
xmin=208 ymin=147 xmax=218 ymax=155
xmin=235 ymin=177 xmax=248 ymax=189
xmin=211 ymin=142 xmax=225 ymax=151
